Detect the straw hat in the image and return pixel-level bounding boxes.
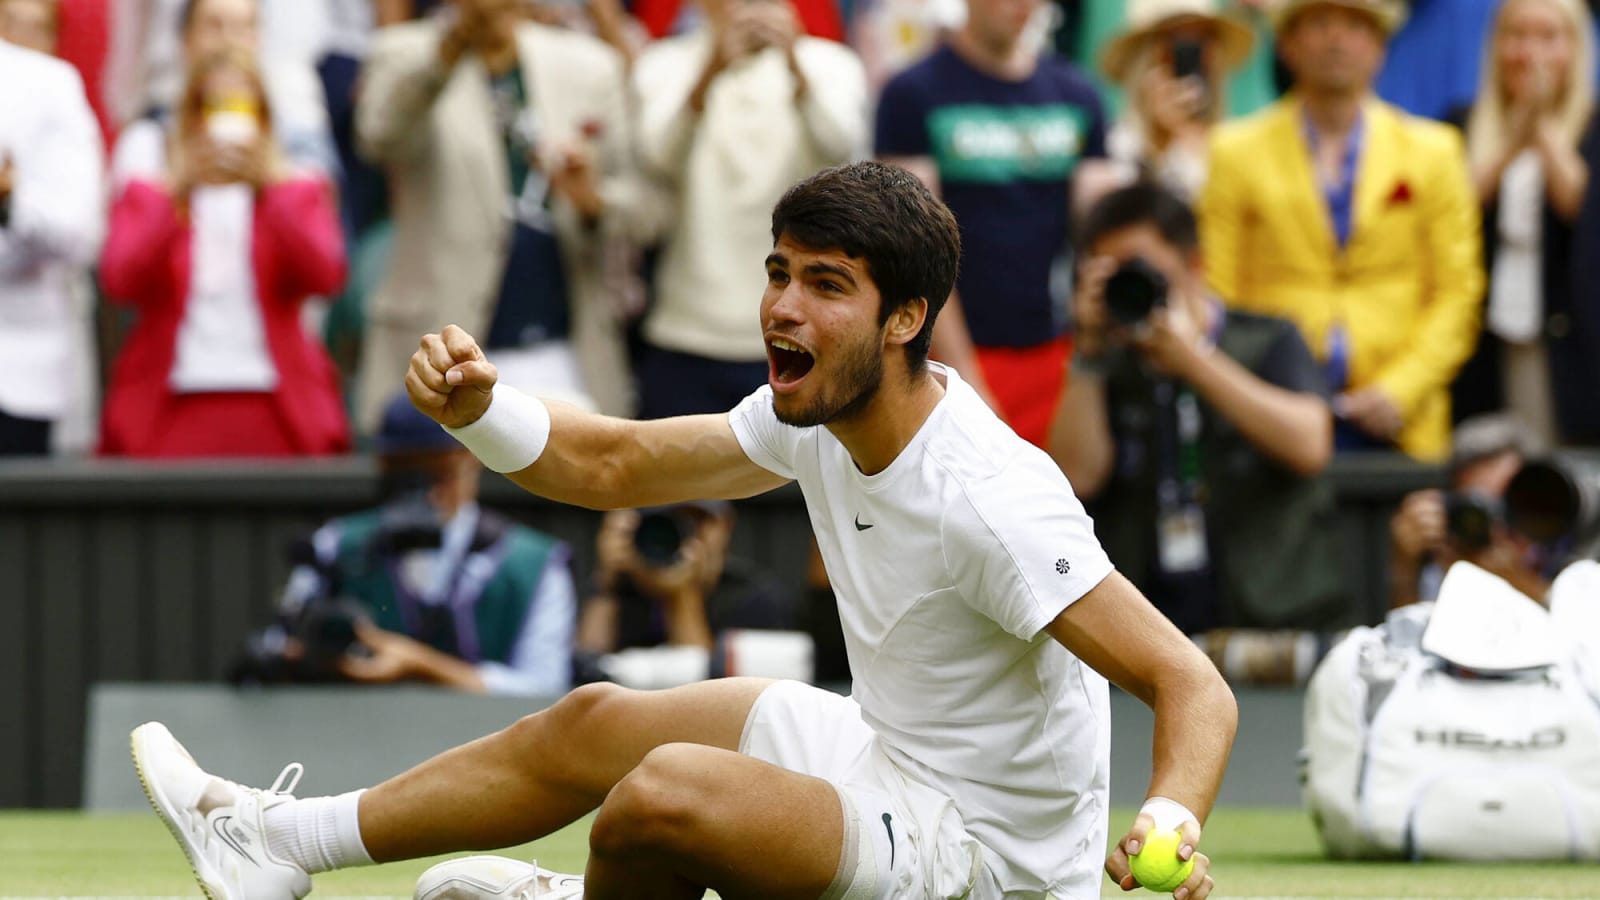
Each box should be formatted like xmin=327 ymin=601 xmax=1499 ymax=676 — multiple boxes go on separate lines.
xmin=1100 ymin=0 xmax=1256 ymax=84
xmin=1271 ymin=0 xmax=1406 ymax=36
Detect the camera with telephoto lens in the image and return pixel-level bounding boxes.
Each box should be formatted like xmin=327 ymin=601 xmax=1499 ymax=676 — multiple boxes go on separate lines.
xmin=228 ymin=538 xmax=373 ymax=685
xmin=1445 ymin=492 xmax=1501 ymax=554
xmin=1504 ymin=457 xmax=1600 ymax=552
xmin=633 ymin=506 xmax=701 ymax=568
xmin=1103 ymin=257 xmax=1169 ymax=327
xmin=230 ymin=475 xmax=446 ymax=684
xmin=1443 ymin=456 xmax=1600 ymax=560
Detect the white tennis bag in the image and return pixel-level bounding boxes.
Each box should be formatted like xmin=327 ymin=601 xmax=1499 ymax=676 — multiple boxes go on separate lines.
xmin=1301 ymin=562 xmax=1600 ymax=860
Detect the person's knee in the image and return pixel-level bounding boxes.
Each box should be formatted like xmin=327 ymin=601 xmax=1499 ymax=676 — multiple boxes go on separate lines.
xmin=498 ymin=682 xmax=632 ymax=778
xmin=506 ymin=682 xmax=627 ymax=742
xmin=552 ymin=681 xmax=632 ymax=727
xmin=589 ymin=743 xmax=718 ymax=859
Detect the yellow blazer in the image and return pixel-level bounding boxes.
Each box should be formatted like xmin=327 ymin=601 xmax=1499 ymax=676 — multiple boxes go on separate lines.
xmin=1199 ymin=95 xmax=1483 ymax=460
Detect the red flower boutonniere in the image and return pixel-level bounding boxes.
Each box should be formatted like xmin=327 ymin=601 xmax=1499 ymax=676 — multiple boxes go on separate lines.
xmin=1387 ymin=180 xmax=1413 ymax=206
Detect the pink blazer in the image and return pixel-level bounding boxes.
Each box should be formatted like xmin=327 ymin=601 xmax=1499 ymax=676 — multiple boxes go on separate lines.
xmin=99 ymin=177 xmax=351 ymax=455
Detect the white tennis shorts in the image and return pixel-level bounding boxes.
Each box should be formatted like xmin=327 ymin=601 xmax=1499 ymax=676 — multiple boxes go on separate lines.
xmin=738 ymin=680 xmax=999 ymax=900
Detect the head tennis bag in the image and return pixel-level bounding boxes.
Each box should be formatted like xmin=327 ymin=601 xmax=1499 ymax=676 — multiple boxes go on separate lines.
xmin=1301 ymin=563 xmax=1600 ymax=860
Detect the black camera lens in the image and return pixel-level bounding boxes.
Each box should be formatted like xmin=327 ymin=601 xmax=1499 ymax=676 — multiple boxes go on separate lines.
xmin=1103 ymin=257 xmax=1169 ymax=326
xmin=1506 ymin=460 xmax=1584 ymax=545
xmin=634 ymin=511 xmax=689 ymax=567
xmin=1445 ymin=493 xmax=1498 ymax=553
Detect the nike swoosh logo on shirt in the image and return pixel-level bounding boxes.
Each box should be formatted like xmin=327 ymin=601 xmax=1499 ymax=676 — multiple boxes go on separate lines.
xmin=855 ymin=515 xmax=874 ymax=531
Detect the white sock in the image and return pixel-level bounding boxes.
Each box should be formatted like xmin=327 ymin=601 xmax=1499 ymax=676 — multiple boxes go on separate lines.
xmin=263 ymin=789 xmax=374 ymax=873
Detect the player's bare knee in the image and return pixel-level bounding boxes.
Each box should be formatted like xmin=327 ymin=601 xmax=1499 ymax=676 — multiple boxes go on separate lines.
xmin=505 ymin=682 xmax=627 ymax=746
xmin=589 ymin=743 xmax=718 ymax=858
xmin=551 ymin=681 xmax=632 ymax=729
xmin=494 ymin=682 xmax=632 ymax=785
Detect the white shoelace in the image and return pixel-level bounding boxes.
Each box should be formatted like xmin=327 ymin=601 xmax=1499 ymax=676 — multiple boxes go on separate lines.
xmin=268 ymin=762 xmax=304 ymax=796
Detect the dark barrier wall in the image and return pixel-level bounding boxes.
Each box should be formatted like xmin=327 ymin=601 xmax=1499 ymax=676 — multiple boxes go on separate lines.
xmin=0 ymin=454 xmax=1441 ymax=808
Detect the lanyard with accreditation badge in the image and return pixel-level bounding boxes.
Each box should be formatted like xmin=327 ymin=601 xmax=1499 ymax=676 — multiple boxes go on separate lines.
xmin=1151 ymin=300 xmax=1225 ymax=576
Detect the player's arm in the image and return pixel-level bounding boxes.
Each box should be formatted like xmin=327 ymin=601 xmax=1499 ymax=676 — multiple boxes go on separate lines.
xmin=525 ymin=404 xmax=785 ymax=508
xmin=1044 ymin=571 xmax=1236 ymax=817
xmin=408 ymin=326 xmax=789 ymax=510
xmin=1044 ymin=571 xmax=1236 ymax=895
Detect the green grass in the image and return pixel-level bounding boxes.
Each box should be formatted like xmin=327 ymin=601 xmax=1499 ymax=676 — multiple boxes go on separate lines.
xmin=1 ymin=808 xmax=1595 ymax=897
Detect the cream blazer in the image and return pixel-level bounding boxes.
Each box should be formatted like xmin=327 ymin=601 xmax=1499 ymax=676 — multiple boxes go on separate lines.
xmin=355 ymin=20 xmax=640 ymax=427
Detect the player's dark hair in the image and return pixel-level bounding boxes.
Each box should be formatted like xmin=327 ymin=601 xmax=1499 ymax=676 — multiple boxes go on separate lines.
xmin=1078 ymin=180 xmax=1201 ymax=256
xmin=770 ymin=161 xmax=961 ymax=373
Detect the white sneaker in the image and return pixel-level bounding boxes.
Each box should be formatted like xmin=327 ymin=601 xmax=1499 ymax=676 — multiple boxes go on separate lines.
xmin=130 ymin=721 xmax=312 ymax=900
xmin=414 ymin=856 xmax=584 ymax=900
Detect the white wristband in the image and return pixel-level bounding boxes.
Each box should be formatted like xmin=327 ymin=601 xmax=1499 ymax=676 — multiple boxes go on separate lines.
xmin=442 ymin=384 xmax=551 ymax=473
xmin=1140 ymin=797 xmax=1198 ymax=832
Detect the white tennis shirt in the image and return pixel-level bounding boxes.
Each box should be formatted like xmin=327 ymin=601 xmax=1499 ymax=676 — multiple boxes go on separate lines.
xmin=729 ymin=363 xmax=1116 ymax=896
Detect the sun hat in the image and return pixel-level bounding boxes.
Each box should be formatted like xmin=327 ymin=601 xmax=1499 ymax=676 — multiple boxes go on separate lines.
xmin=1270 ymin=0 xmax=1406 ymax=36
xmin=1101 ymin=0 xmax=1256 ymax=83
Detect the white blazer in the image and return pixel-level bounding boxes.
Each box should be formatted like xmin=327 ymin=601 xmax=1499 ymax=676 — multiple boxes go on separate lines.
xmin=0 ymin=40 xmax=105 ymax=422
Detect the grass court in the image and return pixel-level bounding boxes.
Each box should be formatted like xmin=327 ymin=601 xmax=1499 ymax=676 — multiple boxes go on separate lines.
xmin=3 ymin=807 xmax=1594 ymax=898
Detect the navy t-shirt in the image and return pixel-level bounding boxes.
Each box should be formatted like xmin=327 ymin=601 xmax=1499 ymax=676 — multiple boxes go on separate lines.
xmin=875 ymin=46 xmax=1106 ymax=348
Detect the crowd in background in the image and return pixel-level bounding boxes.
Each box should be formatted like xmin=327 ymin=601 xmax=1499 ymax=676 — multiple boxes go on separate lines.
xmin=4 ymin=0 xmax=1600 ymax=681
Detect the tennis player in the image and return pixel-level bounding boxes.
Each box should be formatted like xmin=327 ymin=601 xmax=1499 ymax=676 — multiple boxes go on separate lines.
xmin=131 ymin=161 xmax=1236 ymax=900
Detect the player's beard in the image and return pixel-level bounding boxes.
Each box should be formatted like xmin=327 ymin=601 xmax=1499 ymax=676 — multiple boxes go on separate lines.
xmin=773 ymin=330 xmax=884 ymax=429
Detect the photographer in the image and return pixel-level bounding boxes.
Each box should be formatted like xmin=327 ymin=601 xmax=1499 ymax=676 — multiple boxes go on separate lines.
xmin=1050 ymin=181 xmax=1342 ymax=637
xmin=1388 ymin=414 xmax=1564 ymax=608
xmin=575 ymin=501 xmax=797 ymax=685
xmin=252 ymin=392 xmax=576 ymax=695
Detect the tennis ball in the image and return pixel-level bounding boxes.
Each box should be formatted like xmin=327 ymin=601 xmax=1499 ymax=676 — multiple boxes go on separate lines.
xmin=1129 ymin=828 xmax=1195 ymax=893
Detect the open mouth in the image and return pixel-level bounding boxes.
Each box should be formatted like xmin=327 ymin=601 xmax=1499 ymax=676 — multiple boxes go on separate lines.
xmin=768 ymin=337 xmax=815 ymax=388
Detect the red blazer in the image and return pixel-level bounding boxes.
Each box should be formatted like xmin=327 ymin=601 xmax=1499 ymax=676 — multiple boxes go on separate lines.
xmin=99 ymin=177 xmax=351 ymax=456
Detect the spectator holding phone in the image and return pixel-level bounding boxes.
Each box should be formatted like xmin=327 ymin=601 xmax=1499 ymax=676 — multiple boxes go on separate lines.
xmin=1085 ymin=0 xmax=1255 ymax=202
xmin=99 ymin=50 xmax=349 ymax=457
xmin=110 ymin=0 xmax=338 ymax=184
xmin=1449 ymin=0 xmax=1597 ymax=445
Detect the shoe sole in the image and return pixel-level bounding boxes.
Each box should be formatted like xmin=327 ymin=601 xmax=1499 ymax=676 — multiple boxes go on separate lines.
xmin=130 ymin=725 xmax=226 ymax=900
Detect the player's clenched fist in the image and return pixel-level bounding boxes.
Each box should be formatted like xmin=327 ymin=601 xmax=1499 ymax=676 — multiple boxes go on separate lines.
xmin=406 ymin=324 xmax=498 ymax=428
